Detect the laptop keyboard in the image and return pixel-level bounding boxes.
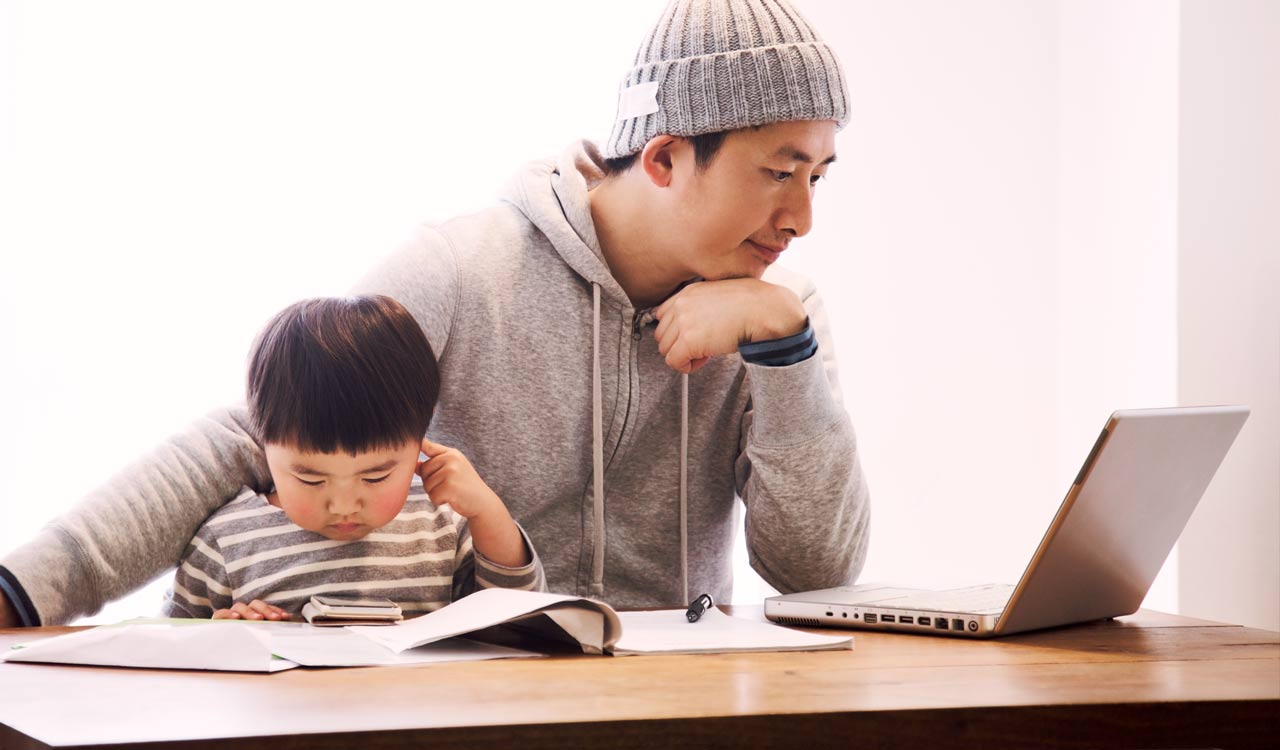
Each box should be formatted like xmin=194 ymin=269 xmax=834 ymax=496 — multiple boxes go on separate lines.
xmin=851 ymin=584 xmax=1014 ymax=615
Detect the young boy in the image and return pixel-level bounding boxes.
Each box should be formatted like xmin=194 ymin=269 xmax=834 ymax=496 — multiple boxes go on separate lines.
xmin=162 ymin=295 xmax=545 ymax=620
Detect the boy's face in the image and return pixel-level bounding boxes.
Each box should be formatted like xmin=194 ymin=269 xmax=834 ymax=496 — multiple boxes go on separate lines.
xmin=263 ymin=439 xmax=422 ymax=541
xmin=669 ymin=119 xmax=837 ymax=281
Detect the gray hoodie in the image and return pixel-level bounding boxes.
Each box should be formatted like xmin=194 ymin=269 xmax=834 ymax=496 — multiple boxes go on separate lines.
xmin=1 ymin=141 xmax=870 ymax=623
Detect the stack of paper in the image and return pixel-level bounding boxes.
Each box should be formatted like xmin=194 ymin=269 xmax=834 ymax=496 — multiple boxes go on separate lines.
xmin=1 ymin=588 xmax=852 ymax=672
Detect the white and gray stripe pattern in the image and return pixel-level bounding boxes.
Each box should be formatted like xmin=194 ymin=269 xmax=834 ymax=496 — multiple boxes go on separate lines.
xmin=162 ymin=481 xmax=545 ymax=618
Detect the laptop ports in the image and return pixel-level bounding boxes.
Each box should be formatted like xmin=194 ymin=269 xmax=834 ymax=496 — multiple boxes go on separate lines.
xmin=881 ymin=615 xmax=896 ymax=623
xmin=935 ymin=617 xmax=949 ymax=630
xmin=864 ymin=613 xmax=878 ymax=624
xmin=917 ymin=617 xmax=931 ymax=627
xmin=952 ymin=619 xmax=965 ymax=631
xmin=899 ymin=616 xmax=914 ymax=625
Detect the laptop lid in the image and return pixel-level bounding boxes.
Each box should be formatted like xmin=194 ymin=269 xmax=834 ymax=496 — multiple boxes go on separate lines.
xmin=994 ymin=405 xmax=1249 ymax=635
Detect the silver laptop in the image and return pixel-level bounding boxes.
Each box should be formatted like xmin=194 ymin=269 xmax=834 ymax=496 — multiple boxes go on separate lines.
xmin=765 ymin=406 xmax=1250 ymax=638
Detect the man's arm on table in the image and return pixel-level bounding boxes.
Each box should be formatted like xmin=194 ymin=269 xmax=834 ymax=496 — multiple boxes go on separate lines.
xmin=653 ymin=272 xmax=871 ymax=593
xmin=0 ymin=226 xmax=458 ymax=627
xmin=734 ymin=280 xmax=871 ymax=594
xmin=0 ymin=407 xmax=271 ymax=626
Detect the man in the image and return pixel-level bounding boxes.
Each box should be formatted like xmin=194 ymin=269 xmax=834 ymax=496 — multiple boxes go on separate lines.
xmin=0 ymin=0 xmax=870 ymax=626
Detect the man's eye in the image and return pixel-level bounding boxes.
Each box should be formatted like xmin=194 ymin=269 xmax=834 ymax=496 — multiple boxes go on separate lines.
xmin=769 ymin=169 xmax=792 ymax=182
xmin=810 ymin=173 xmax=825 ymax=186
xmin=363 ymin=474 xmax=391 ymax=485
xmin=297 ymin=477 xmax=324 ymax=487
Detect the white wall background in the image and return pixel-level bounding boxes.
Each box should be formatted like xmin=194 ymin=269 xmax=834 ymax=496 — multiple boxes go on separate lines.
xmin=1176 ymin=0 xmax=1280 ymax=631
xmin=0 ymin=1 xmax=1274 ymax=627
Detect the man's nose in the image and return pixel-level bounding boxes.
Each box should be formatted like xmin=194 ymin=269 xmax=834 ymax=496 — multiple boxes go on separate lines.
xmin=777 ymin=182 xmax=814 ymax=238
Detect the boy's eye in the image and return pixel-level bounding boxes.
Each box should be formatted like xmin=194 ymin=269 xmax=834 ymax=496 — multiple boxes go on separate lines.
xmin=363 ymin=474 xmax=392 ymax=485
xmin=296 ymin=477 xmax=324 ymax=487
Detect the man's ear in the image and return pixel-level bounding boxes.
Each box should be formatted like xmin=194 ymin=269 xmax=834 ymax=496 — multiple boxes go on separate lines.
xmin=638 ymin=135 xmax=683 ymax=188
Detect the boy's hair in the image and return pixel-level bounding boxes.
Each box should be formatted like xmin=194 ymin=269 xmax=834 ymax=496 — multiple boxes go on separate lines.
xmin=601 ymin=131 xmax=729 ymax=177
xmin=247 ymin=295 xmax=439 ymax=455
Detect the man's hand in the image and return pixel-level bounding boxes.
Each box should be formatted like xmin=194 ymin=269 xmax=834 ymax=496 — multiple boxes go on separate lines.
xmin=654 ymin=278 xmax=806 ymax=373
xmin=213 ymin=599 xmax=291 ymax=621
xmin=0 ymin=589 xmax=18 ymax=628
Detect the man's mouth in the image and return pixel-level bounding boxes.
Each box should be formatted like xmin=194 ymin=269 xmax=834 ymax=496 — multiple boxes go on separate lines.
xmin=745 ymin=239 xmax=785 ymax=264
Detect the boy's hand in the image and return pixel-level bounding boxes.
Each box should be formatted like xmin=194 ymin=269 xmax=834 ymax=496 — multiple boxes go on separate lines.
xmin=212 ymin=600 xmax=291 ymax=621
xmin=417 ymin=438 xmax=504 ymax=520
xmin=418 ymin=438 xmax=530 ymax=568
xmin=654 ymin=278 xmax=806 ymax=374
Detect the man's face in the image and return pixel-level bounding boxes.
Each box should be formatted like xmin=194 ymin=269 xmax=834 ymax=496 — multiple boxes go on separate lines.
xmin=263 ymin=440 xmax=422 ymax=541
xmin=671 ymin=119 xmax=837 ymax=281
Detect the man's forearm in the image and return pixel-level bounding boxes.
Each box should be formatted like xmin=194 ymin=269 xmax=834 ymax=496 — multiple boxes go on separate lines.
xmin=0 ymin=405 xmax=271 ymax=625
xmin=735 ymin=284 xmax=871 ymax=593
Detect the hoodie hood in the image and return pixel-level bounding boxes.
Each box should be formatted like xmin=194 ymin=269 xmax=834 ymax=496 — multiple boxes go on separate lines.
xmin=501 ymin=140 xmax=634 ymax=312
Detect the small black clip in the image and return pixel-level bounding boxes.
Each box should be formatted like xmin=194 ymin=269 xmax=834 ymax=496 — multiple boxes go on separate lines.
xmin=685 ymin=593 xmax=715 ymax=623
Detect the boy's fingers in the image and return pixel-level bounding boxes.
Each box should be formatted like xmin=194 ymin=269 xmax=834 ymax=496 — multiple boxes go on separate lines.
xmin=233 ymin=601 xmax=264 ymax=620
xmin=422 ymin=470 xmax=449 ymax=497
xmin=420 ymin=437 xmax=451 ymax=458
xmin=249 ymin=599 xmax=285 ymax=620
xmin=418 ymin=455 xmax=448 ymax=480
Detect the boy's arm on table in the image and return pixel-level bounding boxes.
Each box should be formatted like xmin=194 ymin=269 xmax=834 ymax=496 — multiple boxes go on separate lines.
xmin=735 ymin=283 xmax=872 ymax=595
xmin=0 ymin=407 xmax=271 ymax=626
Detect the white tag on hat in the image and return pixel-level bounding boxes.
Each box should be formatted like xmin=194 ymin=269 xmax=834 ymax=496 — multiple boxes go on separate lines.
xmin=617 ymin=81 xmax=660 ymax=121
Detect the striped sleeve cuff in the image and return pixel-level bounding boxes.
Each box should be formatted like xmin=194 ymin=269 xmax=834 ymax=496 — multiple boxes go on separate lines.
xmin=474 ymin=524 xmax=546 ymax=592
xmin=739 ymin=318 xmax=817 ymax=367
xmin=0 ymin=564 xmax=40 ymax=627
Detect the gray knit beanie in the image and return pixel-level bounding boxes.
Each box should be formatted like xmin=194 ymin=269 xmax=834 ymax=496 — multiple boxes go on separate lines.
xmin=603 ymin=0 xmax=850 ymax=160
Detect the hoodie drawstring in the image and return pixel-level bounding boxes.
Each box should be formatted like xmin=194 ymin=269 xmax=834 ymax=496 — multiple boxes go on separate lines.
xmin=587 ymin=283 xmax=692 ymax=606
xmin=590 ymin=283 xmax=606 ymax=599
xmin=679 ymin=372 xmax=689 ymax=604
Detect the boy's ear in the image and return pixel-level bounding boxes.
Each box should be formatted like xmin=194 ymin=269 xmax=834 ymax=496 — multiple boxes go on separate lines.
xmin=639 ymin=135 xmax=682 ymax=188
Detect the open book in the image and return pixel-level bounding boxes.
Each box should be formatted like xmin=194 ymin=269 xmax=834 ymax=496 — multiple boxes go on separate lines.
xmin=2 ymin=589 xmax=852 ymax=672
xmin=347 ymin=588 xmax=852 ymax=657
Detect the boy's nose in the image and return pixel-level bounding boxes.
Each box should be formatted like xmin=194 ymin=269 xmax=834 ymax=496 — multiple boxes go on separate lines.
xmin=326 ymin=493 xmax=363 ymax=516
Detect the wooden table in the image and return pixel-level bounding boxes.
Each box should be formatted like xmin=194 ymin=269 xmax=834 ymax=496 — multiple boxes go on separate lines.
xmin=1 ymin=608 xmax=1276 ymax=749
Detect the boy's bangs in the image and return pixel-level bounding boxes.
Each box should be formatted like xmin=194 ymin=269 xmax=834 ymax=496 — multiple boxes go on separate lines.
xmin=248 ymin=296 xmax=439 ymax=455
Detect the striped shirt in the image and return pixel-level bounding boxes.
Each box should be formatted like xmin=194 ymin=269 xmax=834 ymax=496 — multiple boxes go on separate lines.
xmin=162 ymin=479 xmax=545 ymax=618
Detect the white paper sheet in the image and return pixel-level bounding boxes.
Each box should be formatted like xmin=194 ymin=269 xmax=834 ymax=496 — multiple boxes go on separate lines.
xmin=612 ymin=608 xmax=853 ymax=655
xmin=2 ymin=620 xmax=298 ymax=672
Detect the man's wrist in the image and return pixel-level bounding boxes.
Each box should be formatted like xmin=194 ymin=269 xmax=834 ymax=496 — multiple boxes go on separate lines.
xmin=745 ymin=283 xmax=807 ymax=342
xmin=740 ymin=317 xmax=817 ymax=367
